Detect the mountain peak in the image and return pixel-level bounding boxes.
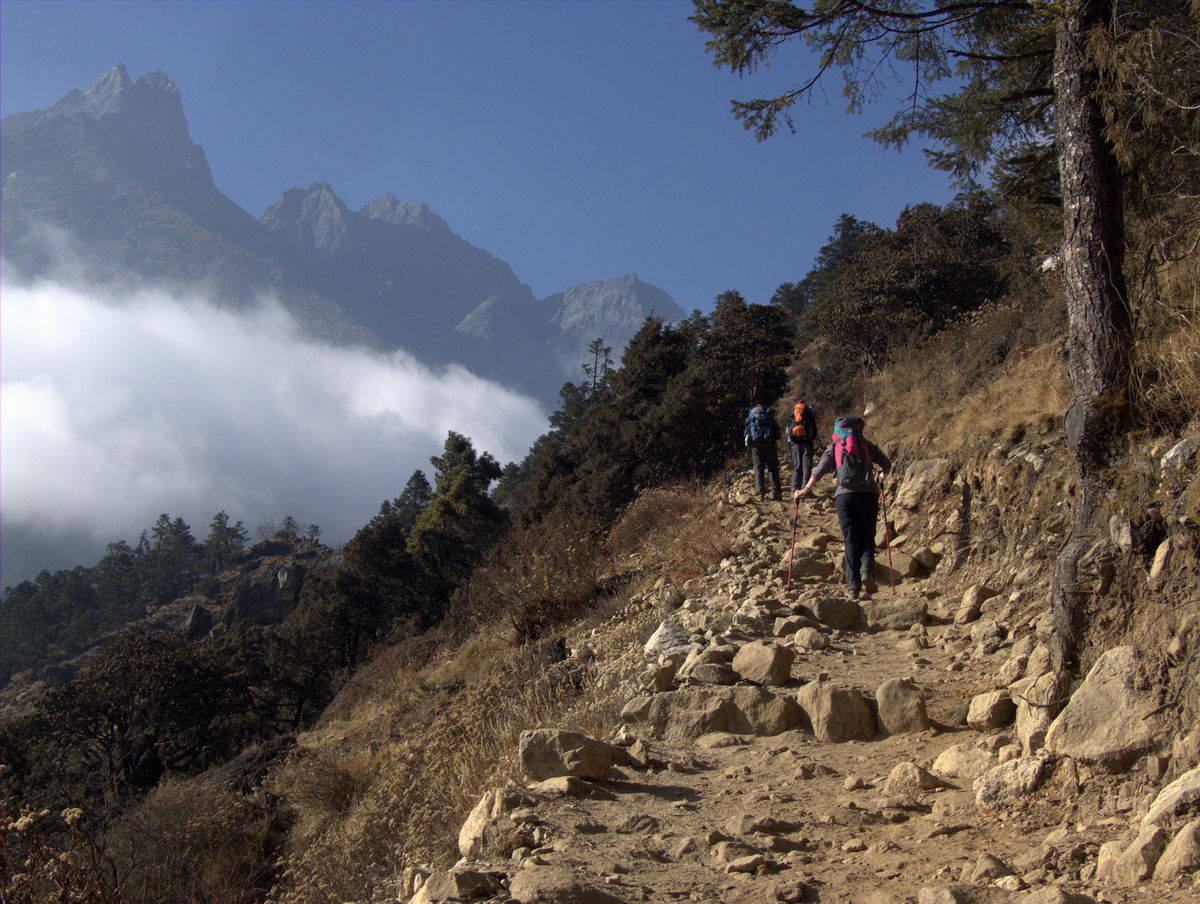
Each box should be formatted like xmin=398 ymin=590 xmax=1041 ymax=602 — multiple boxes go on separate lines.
xmin=48 ymin=63 xmax=182 ymax=122
xmin=261 ymin=183 xmax=355 ymax=254
xmin=360 ymin=194 xmax=449 ymax=232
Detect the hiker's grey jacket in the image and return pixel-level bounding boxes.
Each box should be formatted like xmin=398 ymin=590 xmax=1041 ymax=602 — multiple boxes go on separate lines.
xmin=810 ymin=440 xmax=892 ymax=496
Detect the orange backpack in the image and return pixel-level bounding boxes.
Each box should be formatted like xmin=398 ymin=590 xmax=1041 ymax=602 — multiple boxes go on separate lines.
xmin=791 ymin=401 xmax=812 ymax=439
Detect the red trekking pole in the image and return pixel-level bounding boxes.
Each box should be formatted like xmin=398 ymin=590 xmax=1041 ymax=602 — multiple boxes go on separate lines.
xmin=878 ymin=472 xmax=896 ymax=597
xmin=787 ymin=498 xmax=799 ymax=588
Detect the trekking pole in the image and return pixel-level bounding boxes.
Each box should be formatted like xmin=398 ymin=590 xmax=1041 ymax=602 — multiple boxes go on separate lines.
xmin=787 ymin=498 xmax=799 ymax=588
xmin=878 ymin=472 xmax=896 ymax=597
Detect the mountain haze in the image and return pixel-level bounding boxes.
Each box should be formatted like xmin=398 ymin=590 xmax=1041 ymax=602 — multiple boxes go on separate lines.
xmin=1 ymin=64 xmax=686 ymax=401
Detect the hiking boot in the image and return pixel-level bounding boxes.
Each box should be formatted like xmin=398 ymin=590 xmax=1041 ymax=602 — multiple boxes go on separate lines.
xmin=861 ymin=561 xmax=877 ymax=593
xmin=847 ymin=586 xmax=860 ymax=601
xmin=771 ymin=490 xmax=783 ymax=501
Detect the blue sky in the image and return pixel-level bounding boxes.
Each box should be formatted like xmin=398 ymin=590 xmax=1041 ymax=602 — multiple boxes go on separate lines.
xmin=1 ymin=0 xmax=956 ymax=311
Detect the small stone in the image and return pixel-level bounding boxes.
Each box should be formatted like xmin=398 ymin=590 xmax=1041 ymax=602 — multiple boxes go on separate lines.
xmin=973 ymin=755 xmax=1048 ymax=809
xmin=931 ymin=743 xmax=993 ymax=782
xmin=968 ymin=853 xmax=1013 ymax=881
xmin=725 ymin=853 xmax=766 ymax=873
xmin=843 ymin=774 xmax=866 ymax=791
xmin=842 ymin=838 xmax=867 ymax=852
xmin=884 ymin=761 xmax=941 ymax=796
xmin=793 ymin=627 xmax=829 ymax=651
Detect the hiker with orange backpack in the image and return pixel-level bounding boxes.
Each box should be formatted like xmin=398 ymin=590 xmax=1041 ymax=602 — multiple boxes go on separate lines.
xmin=786 ymin=399 xmax=818 ymax=494
xmin=794 ymin=416 xmax=892 ymax=601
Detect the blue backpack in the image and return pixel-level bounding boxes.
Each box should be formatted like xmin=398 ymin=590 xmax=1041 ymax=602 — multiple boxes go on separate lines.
xmin=747 ymin=405 xmax=776 ymax=444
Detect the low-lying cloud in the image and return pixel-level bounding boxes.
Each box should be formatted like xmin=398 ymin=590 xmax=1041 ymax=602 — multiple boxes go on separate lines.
xmin=0 ymin=271 xmax=548 ymax=583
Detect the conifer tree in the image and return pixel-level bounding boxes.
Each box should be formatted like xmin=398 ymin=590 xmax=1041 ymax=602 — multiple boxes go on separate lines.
xmin=407 ymin=432 xmax=506 ymax=588
xmin=691 ymin=0 xmax=1137 ymax=672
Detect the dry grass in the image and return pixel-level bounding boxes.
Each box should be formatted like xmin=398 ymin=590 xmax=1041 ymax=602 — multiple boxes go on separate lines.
xmin=866 ymin=297 xmax=1068 ymax=454
xmin=266 ymin=482 xmax=727 ymax=903
xmin=105 ymin=779 xmax=274 ymax=904
xmin=447 ymin=510 xmax=608 ymax=644
xmin=1133 ymin=252 xmax=1200 ymax=433
xmin=607 ymin=482 xmax=733 ymax=585
xmin=269 ymin=641 xmax=630 ymax=903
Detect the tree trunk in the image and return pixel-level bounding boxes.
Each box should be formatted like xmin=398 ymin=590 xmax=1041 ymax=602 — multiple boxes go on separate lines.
xmin=1050 ymin=0 xmax=1132 ymax=675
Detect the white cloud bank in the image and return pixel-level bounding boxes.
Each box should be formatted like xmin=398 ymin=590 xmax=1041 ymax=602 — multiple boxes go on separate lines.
xmin=0 ymin=271 xmax=548 ymax=577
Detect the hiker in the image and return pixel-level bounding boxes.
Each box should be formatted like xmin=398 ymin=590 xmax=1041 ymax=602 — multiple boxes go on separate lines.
xmin=787 ymin=398 xmax=818 ymax=493
xmin=744 ymin=401 xmax=783 ymax=501
xmin=794 ymin=415 xmax=892 ymax=600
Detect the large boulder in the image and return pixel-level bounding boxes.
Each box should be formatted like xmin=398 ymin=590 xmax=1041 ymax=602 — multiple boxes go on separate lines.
xmin=793 ymin=627 xmax=828 ymax=651
xmin=884 ymin=761 xmax=941 ymax=795
xmin=412 ymin=869 xmax=502 ymax=903
xmin=37 ymin=664 xmax=75 ymax=687
xmin=732 ymin=641 xmax=794 ymax=686
xmin=630 ymin=686 xmax=800 ymax=741
xmin=1142 ymin=765 xmax=1200 ymax=830
xmin=1010 ymin=671 xmax=1064 ymax=754
xmin=1154 ymin=819 xmax=1200 ymax=881
xmin=861 ymin=597 xmax=928 ymax=631
xmin=508 ymin=865 xmax=627 ymax=904
xmin=506 ymin=864 xmax=628 ymax=897
xmin=931 ymin=743 xmax=994 ymax=782
xmin=967 ymin=690 xmax=1016 ymax=731
xmin=979 ymin=749 xmax=1046 ymax=806
xmin=811 ymin=596 xmax=862 ymax=630
xmin=795 ymin=679 xmax=876 ymax=742
xmin=181 ymin=603 xmax=213 ymax=639
xmin=973 ymin=755 xmax=1048 ymax=809
xmin=518 ymin=729 xmax=614 ymax=781
xmin=726 ymin=685 xmax=803 ymax=735
xmin=1044 ymin=646 xmax=1157 ymax=771
xmin=1096 ymin=826 xmax=1168 ymax=886
xmin=894 ymin=459 xmax=954 ymax=510
xmin=875 ymin=678 xmax=932 ymax=734
xmin=225 ymin=561 xmax=307 ymax=626
xmin=458 ymin=787 xmax=534 ymax=858
xmin=643 ymin=621 xmax=699 ymax=662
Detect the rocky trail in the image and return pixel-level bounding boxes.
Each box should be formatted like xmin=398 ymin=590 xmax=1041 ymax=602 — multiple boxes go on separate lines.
xmin=398 ymin=474 xmax=1200 ymax=904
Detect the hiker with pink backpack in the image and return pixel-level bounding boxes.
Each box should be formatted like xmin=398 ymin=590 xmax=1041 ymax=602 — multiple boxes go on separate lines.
xmin=794 ymin=416 xmax=892 ymax=601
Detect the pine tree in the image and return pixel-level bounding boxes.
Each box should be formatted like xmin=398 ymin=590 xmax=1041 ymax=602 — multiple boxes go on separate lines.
xmin=203 ymin=511 xmax=248 ymax=575
xmin=406 ymin=432 xmax=506 ymax=588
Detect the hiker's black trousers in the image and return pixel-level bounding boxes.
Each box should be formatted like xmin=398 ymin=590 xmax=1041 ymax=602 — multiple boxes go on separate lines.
xmin=749 ymin=442 xmax=781 ymax=496
xmin=789 ymin=439 xmax=814 ymax=491
xmin=836 ymin=491 xmax=878 ymax=592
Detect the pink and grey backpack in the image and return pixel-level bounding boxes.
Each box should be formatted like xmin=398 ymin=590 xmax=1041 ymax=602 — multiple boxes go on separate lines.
xmin=832 ymin=416 xmax=875 ymax=491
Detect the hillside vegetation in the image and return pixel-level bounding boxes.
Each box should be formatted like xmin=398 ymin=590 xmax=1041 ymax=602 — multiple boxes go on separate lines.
xmin=3 ymin=2 xmax=1199 ymax=902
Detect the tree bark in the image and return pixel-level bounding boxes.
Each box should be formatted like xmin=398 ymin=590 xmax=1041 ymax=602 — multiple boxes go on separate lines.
xmin=1050 ymin=0 xmax=1132 ymax=675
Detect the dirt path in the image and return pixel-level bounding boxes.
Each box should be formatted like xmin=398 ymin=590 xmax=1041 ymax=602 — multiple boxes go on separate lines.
xmin=406 ymin=480 xmax=1199 ymax=904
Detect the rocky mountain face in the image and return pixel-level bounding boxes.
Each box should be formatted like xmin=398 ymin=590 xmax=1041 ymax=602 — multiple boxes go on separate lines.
xmin=1 ymin=64 xmax=684 ymax=402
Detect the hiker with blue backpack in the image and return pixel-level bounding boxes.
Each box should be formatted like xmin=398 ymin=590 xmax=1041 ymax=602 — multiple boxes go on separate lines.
xmin=744 ymin=401 xmax=783 ymax=501
xmin=794 ymin=416 xmax=892 ymax=600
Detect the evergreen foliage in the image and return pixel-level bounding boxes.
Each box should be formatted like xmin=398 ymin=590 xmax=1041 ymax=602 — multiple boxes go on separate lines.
xmin=500 ymin=295 xmax=792 ymax=524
